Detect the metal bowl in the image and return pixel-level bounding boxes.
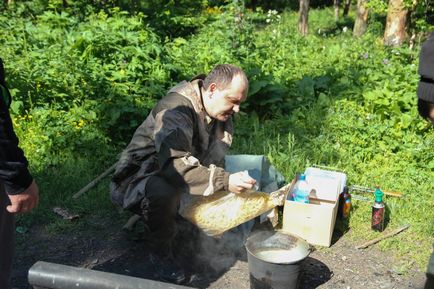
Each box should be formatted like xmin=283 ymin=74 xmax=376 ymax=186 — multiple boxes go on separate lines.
xmin=245 ymin=229 xmax=310 ymax=264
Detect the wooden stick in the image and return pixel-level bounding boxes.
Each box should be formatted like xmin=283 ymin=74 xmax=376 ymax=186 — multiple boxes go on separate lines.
xmin=350 ymin=185 xmax=403 ymax=198
xmin=72 ymin=163 xmax=117 ymax=199
xmin=355 ymin=225 xmax=410 ymax=249
xmin=382 ymin=191 xmax=403 ymax=198
xmin=122 ymin=214 xmax=142 ymax=231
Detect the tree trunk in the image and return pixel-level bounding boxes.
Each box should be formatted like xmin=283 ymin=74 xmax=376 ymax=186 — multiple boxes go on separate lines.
xmin=383 ymin=0 xmax=409 ymax=46
xmin=353 ymin=0 xmax=369 ymax=37
xmin=250 ymin=0 xmax=258 ymax=9
xmin=343 ymin=0 xmax=351 ymax=16
xmin=334 ymin=0 xmax=341 ymax=21
xmin=298 ymin=0 xmax=310 ymax=36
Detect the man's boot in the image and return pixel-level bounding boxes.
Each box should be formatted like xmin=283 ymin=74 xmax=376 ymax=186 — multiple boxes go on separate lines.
xmin=149 ymin=251 xmax=186 ymax=284
xmin=148 ymin=240 xmax=186 ymax=285
xmin=144 ymin=222 xmax=186 ymax=285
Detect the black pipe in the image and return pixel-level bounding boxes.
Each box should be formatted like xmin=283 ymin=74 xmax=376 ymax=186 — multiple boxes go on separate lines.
xmin=28 ymin=261 xmax=196 ymax=289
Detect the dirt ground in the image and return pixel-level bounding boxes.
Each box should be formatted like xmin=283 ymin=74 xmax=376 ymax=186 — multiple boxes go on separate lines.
xmin=11 ymin=214 xmax=428 ymax=289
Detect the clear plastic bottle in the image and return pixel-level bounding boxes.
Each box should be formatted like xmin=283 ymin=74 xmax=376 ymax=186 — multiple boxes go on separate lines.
xmin=292 ymin=174 xmax=310 ymax=203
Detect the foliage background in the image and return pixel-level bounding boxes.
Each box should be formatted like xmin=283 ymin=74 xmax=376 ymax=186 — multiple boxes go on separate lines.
xmin=1 ymin=0 xmax=433 ymax=272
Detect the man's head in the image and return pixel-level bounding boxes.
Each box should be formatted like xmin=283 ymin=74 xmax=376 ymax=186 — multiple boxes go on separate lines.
xmin=417 ymin=32 xmax=434 ymax=125
xmin=201 ymin=64 xmax=248 ymax=121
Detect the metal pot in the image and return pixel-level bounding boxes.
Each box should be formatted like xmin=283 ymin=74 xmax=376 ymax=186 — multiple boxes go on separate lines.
xmin=245 ymin=230 xmax=310 ymax=289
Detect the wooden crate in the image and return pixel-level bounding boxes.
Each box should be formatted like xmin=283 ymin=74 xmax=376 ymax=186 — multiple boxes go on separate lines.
xmin=282 ymin=168 xmax=345 ymax=247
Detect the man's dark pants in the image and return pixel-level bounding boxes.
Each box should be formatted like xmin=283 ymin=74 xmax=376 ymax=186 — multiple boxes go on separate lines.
xmin=0 ymin=182 xmax=15 ymax=289
xmin=132 ymin=175 xmax=181 ymax=255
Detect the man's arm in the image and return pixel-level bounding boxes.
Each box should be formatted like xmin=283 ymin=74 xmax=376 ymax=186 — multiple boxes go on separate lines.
xmin=0 ymin=69 xmax=39 ymax=213
xmin=154 ymin=107 xmax=255 ymax=195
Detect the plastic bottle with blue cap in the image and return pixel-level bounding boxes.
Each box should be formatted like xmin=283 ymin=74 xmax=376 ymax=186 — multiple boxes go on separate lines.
xmin=292 ymin=174 xmax=310 ymax=203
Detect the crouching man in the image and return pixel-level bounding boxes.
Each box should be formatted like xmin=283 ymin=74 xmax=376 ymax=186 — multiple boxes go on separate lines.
xmin=110 ymin=64 xmax=256 ymax=284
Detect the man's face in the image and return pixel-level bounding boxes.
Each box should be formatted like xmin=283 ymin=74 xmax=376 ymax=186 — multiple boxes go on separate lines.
xmin=203 ymin=74 xmax=248 ymax=122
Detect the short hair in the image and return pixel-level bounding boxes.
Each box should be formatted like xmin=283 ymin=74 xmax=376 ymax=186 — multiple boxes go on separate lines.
xmin=203 ymin=64 xmax=248 ymax=91
xmin=418 ymin=98 xmax=434 ymax=120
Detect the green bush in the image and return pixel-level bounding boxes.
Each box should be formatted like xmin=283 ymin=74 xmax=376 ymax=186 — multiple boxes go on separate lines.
xmin=1 ymin=8 xmax=168 ymax=144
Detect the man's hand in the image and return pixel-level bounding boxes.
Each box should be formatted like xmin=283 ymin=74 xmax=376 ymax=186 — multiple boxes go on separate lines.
xmin=7 ymin=180 xmax=39 ymax=214
xmin=229 ymin=171 xmax=257 ymax=194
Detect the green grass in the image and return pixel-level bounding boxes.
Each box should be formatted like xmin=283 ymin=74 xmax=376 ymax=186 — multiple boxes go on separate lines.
xmin=15 ymin=156 xmax=123 ymax=230
xmin=230 ymin=108 xmax=433 ymax=269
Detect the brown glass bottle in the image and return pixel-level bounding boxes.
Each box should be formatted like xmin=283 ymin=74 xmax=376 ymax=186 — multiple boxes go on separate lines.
xmin=371 ymin=187 xmax=385 ymax=232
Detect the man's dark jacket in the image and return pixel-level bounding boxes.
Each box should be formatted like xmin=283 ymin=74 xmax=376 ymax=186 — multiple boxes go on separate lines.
xmin=110 ymin=78 xmax=233 ymax=209
xmin=0 ymin=59 xmax=33 ymax=194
